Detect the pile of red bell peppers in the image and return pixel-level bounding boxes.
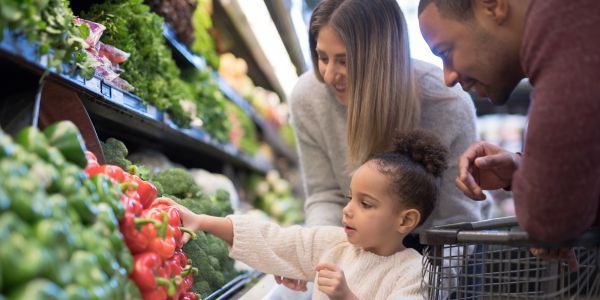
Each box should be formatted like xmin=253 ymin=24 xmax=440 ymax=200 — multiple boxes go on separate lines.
xmin=85 ymin=151 xmax=198 ymax=300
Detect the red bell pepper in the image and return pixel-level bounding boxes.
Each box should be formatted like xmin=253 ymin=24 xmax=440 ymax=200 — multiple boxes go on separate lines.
xmin=86 ymin=164 xmax=126 ymax=181
xmin=122 ymin=195 xmax=143 ymax=216
xmin=149 ymin=202 xmax=181 ymax=228
xmin=120 ymin=212 xmax=149 ymax=254
xmin=85 ymin=151 xmax=100 ymax=171
xmin=141 ymin=288 xmax=167 ymax=300
xmin=140 ymin=211 xmax=176 ymax=260
xmin=180 ymin=291 xmax=198 ymax=300
xmin=163 ymin=251 xmax=185 ymax=277
xmin=164 ymin=251 xmax=197 ymax=300
xmin=148 ymin=202 xmax=197 ymax=248
xmin=131 ymin=252 xmax=175 ymax=297
xmin=120 ymin=211 xmax=164 ymax=254
xmin=85 ymin=150 xmax=98 ymax=163
xmin=132 ymin=175 xmax=158 ymax=209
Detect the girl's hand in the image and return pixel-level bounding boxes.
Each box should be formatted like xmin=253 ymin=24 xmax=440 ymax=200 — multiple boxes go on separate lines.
xmin=274 ymin=276 xmax=308 ymax=292
xmin=153 ymin=197 xmax=202 ymax=242
xmin=315 ymin=263 xmax=357 ymax=300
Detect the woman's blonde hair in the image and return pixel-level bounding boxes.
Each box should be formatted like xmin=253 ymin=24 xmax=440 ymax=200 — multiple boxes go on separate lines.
xmin=309 ymin=0 xmax=420 ymax=166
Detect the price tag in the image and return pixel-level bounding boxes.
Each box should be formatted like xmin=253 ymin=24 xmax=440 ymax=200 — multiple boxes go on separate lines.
xmin=111 ymin=88 xmax=124 ymax=105
xmin=147 ymin=105 xmax=158 ymax=118
xmin=85 ymin=77 xmax=101 ymax=93
xmin=100 ymin=82 xmax=112 ymax=98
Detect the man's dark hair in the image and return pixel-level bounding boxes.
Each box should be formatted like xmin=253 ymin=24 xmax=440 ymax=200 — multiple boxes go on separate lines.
xmin=418 ymin=0 xmax=474 ymax=20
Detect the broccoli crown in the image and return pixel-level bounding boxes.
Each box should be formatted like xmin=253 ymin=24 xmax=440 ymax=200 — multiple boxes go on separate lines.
xmin=182 ymin=229 xmax=240 ymax=295
xmin=149 ymin=180 xmax=164 ymax=196
xmin=193 ymin=280 xmax=212 ymax=299
xmin=100 ymin=138 xmax=131 ymax=170
xmin=150 ymin=168 xmax=201 ymax=198
xmin=215 ymin=189 xmax=230 ymax=202
xmin=163 ymin=172 xmax=239 ymax=294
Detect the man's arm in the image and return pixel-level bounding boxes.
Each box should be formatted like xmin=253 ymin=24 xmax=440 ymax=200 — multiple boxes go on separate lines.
xmin=514 ymin=0 xmax=600 ymax=242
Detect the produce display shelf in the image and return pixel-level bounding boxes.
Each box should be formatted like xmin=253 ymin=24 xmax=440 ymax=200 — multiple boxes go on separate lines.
xmin=205 ymin=270 xmax=263 ymax=300
xmin=163 ymin=25 xmax=297 ymax=163
xmin=163 ymin=25 xmax=258 ymax=122
xmin=0 ymin=29 xmax=272 ymax=174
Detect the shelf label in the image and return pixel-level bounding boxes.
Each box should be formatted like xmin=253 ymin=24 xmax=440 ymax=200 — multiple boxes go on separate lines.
xmin=85 ymin=77 xmax=101 ymax=93
xmin=111 ymin=88 xmax=124 ymax=105
xmin=147 ymin=105 xmax=158 ymax=118
xmin=75 ymin=74 xmax=85 ymax=84
xmin=101 ymin=82 xmax=112 ymax=98
xmin=123 ymin=95 xmax=147 ymax=113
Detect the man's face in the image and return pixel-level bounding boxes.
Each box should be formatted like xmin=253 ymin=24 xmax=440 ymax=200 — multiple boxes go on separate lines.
xmin=419 ymin=3 xmax=523 ymax=105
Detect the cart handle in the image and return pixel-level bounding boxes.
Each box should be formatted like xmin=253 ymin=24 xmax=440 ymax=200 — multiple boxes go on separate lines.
xmin=431 ymin=216 xmax=518 ymax=230
xmin=420 ymin=216 xmax=600 ymax=247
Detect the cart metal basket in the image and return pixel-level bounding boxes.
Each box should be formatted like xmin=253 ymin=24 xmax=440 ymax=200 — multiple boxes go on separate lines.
xmin=420 ymin=216 xmax=600 ymax=299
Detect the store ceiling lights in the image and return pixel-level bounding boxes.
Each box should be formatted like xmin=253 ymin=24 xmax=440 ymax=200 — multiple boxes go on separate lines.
xmin=220 ymin=0 xmax=299 ymax=99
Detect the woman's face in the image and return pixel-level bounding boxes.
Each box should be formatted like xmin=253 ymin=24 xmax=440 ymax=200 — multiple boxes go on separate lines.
xmin=316 ymin=25 xmax=348 ymax=105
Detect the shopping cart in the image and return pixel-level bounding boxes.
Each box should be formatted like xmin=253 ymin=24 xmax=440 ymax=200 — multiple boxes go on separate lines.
xmin=420 ymin=216 xmax=600 ymax=299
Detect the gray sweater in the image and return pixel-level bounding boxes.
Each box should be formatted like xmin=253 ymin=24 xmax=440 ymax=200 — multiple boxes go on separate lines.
xmin=289 ymin=60 xmax=491 ymax=231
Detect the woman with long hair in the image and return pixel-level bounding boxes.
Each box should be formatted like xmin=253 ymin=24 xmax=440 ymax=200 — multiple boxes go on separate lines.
xmin=275 ymin=0 xmax=491 ymax=295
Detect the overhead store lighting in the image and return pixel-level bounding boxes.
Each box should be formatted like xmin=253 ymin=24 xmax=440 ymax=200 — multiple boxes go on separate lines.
xmin=220 ymin=0 xmax=299 ymax=99
xmin=290 ymin=0 xmax=311 ymax=68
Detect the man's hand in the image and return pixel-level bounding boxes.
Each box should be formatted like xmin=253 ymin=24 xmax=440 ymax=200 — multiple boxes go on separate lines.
xmin=273 ymin=276 xmax=308 ymax=292
xmin=530 ymin=248 xmax=579 ymax=270
xmin=456 ymin=141 xmax=520 ymax=200
xmin=315 ymin=263 xmax=357 ymax=300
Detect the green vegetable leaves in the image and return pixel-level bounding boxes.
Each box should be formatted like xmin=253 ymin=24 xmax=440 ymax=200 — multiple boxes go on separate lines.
xmin=82 ymin=0 xmax=193 ymax=128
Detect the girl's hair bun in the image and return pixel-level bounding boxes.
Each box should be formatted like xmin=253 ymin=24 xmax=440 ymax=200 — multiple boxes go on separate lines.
xmin=392 ymin=129 xmax=448 ymax=177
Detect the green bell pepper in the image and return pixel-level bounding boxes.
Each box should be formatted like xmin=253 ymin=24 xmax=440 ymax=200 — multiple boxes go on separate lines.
xmin=67 ymin=188 xmax=97 ymax=225
xmin=53 ymin=164 xmax=85 ymax=195
xmin=11 ymin=145 xmax=38 ymax=167
xmin=0 ymin=129 xmax=15 ymax=159
xmin=14 ymin=126 xmax=49 ymax=160
xmin=118 ymin=250 xmax=134 ymax=275
xmin=0 ymin=186 xmax=9 ymax=212
xmin=4 ymin=177 xmax=50 ymax=222
xmin=28 ymin=161 xmax=59 ymax=191
xmin=7 ymin=279 xmax=67 ymax=300
xmin=1 ymin=235 xmax=54 ymax=288
xmin=64 ymin=285 xmax=91 ymax=300
xmin=45 ymin=147 xmax=66 ymax=167
xmin=46 ymin=194 xmax=69 ymax=220
xmin=69 ymin=251 xmax=107 ymax=287
xmin=34 ymin=218 xmax=74 ymax=261
xmin=90 ymin=174 xmax=124 ymax=219
xmin=0 ymin=212 xmax=31 ymax=240
xmin=95 ymin=202 xmax=119 ymax=231
xmin=43 ymin=121 xmax=87 ymax=168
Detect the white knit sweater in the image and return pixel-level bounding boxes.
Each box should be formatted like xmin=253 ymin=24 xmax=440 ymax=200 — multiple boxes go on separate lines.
xmin=289 ymin=59 xmax=492 ymax=230
xmin=227 ymin=215 xmax=426 ymax=300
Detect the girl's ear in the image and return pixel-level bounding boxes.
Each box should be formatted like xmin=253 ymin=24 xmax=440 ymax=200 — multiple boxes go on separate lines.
xmin=397 ymin=208 xmax=421 ymax=234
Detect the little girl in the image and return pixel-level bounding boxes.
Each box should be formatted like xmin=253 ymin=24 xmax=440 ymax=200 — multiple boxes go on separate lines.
xmin=166 ymin=129 xmax=448 ymax=300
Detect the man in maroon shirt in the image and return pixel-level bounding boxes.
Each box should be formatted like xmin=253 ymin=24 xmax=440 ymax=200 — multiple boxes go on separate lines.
xmin=418 ymin=0 xmax=600 ymax=242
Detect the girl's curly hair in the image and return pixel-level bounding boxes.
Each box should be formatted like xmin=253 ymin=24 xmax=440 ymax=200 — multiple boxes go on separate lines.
xmin=369 ymin=129 xmax=448 ymax=225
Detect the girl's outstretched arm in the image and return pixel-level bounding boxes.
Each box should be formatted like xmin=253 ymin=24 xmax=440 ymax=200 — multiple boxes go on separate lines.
xmin=154 ymin=198 xmax=233 ymax=245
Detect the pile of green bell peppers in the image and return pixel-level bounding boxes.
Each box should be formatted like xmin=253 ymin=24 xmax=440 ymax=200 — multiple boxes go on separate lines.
xmin=0 ymin=122 xmax=139 ymax=300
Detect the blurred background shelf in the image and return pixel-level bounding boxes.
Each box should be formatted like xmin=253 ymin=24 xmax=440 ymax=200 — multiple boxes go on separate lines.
xmin=164 ymin=24 xmax=298 ymax=163
xmin=0 ymin=29 xmax=272 ymax=174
